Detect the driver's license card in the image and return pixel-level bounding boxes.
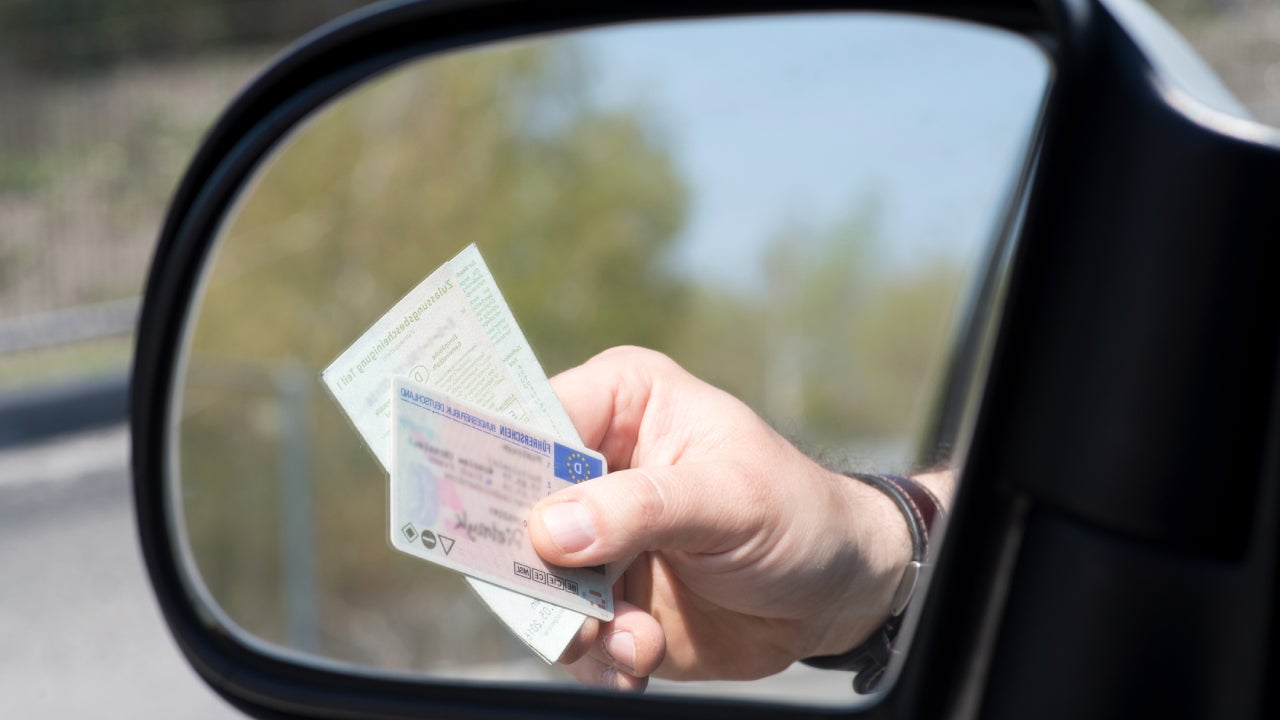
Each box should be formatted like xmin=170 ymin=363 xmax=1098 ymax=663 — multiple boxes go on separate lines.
xmin=390 ymin=376 xmax=613 ymax=621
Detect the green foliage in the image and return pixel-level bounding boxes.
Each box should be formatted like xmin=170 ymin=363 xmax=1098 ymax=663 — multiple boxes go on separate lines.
xmin=665 ymin=201 xmax=966 ymax=455
xmin=0 ymin=154 xmax=53 ymax=194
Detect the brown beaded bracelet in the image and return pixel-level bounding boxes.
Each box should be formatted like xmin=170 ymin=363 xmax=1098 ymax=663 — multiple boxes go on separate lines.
xmin=801 ymin=472 xmax=944 ymax=693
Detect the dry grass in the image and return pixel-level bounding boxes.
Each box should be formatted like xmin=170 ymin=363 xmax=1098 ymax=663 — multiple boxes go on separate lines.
xmin=0 ymin=50 xmax=270 ymax=319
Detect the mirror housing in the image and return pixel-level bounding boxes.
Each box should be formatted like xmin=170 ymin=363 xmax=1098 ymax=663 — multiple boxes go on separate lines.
xmin=132 ymin=0 xmax=1280 ymax=718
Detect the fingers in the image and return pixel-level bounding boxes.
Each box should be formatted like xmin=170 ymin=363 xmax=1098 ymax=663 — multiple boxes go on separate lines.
xmin=530 ymin=463 xmax=766 ymax=567
xmin=556 ymin=616 xmax=600 ymax=666
xmin=562 ymin=655 xmax=649 ymax=692
xmin=558 ymin=600 xmax=665 ymax=692
xmin=549 ymin=346 xmax=671 ymax=470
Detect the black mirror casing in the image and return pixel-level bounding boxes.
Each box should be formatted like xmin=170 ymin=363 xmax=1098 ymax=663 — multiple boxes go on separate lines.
xmin=131 ymin=0 xmax=1280 ymax=718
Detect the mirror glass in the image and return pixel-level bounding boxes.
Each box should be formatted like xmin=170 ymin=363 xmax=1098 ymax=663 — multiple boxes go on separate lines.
xmin=169 ymin=13 xmax=1048 ymax=705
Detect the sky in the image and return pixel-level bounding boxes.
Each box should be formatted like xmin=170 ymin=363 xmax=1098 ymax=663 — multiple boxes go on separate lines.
xmin=578 ymin=14 xmax=1051 ymax=289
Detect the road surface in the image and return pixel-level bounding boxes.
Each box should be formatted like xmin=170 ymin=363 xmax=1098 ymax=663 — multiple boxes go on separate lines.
xmin=0 ymin=425 xmax=235 ymax=718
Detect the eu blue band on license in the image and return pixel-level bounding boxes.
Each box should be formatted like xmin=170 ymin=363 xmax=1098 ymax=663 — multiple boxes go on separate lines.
xmin=554 ymin=442 xmax=603 ymax=483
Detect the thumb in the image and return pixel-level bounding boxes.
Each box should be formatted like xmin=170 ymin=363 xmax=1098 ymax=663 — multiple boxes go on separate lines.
xmin=529 ymin=464 xmax=763 ymax=567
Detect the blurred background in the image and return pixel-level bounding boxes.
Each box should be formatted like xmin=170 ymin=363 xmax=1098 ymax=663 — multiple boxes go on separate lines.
xmin=1 ymin=0 xmax=1276 ymax=717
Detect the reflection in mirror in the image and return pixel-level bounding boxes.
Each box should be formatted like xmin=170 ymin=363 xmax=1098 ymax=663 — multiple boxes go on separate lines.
xmin=172 ymin=13 xmax=1048 ymax=705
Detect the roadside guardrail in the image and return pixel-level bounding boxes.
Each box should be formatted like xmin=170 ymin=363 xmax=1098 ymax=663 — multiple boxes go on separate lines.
xmin=0 ymin=299 xmax=137 ymax=450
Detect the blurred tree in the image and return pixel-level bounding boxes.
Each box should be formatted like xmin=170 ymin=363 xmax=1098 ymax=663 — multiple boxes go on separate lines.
xmin=667 ymin=198 xmax=966 ymax=455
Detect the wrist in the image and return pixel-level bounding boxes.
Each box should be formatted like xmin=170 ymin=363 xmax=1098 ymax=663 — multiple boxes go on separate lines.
xmin=802 ymin=470 xmax=948 ymax=690
xmin=798 ymin=469 xmax=915 ymax=659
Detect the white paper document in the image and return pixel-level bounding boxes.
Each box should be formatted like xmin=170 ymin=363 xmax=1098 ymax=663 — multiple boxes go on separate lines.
xmin=321 ymin=243 xmax=589 ymax=662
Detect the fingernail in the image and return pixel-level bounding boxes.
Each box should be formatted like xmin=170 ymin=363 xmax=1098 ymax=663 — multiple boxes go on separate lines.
xmin=604 ymin=632 xmax=636 ymax=674
xmin=540 ymin=501 xmax=596 ymax=553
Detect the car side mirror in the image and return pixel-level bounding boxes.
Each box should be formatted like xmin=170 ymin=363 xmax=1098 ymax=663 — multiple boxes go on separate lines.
xmin=132 ymin=1 xmax=1280 ymax=718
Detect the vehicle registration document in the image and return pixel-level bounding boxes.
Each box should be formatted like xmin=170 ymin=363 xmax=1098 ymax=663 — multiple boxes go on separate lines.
xmin=321 ymin=244 xmax=599 ymax=660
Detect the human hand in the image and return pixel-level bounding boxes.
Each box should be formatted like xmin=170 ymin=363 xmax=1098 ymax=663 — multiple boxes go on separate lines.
xmin=528 ymin=346 xmax=953 ymax=691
